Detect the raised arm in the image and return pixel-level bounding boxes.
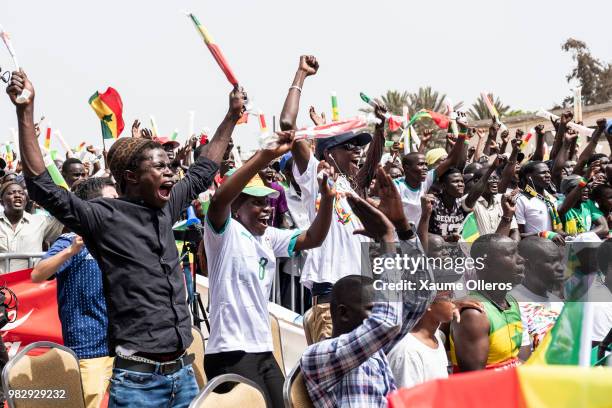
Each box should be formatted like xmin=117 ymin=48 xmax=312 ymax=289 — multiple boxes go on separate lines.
xmin=552 ymin=128 xmax=578 ymax=189
xmin=549 ymin=111 xmax=573 ymax=160
xmin=531 ymin=125 xmax=545 ymax=162
xmin=281 ymin=56 xmax=319 ymax=174
xmin=482 ymin=120 xmax=500 ymax=156
xmin=199 ymin=87 xmax=245 ymax=165
xmin=207 ymin=132 xmax=294 ymax=231
xmin=356 ymin=103 xmax=388 ymax=195
xmin=573 ymin=119 xmax=606 ymax=176
xmin=495 ymin=191 xmax=518 ymax=238
xmin=7 ymin=70 xmax=45 ymax=176
xmin=435 ymin=133 xmax=468 ymax=177
xmin=499 ymin=138 xmax=521 ymax=193
xmin=464 ymin=156 xmax=500 ymax=209
xmin=293 ymin=169 xmax=334 ymax=251
xmin=31 ymin=236 xmax=83 ymax=283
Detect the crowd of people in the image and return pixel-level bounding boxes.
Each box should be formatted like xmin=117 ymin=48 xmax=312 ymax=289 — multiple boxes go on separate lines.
xmin=0 ymin=54 xmax=611 ymax=408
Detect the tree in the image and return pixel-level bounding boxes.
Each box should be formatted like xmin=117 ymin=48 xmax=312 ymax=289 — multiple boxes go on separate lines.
xmin=562 ymin=38 xmax=612 ymax=105
xmin=468 ymin=93 xmax=511 ymax=121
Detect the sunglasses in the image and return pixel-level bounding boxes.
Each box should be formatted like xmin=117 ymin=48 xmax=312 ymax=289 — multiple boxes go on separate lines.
xmin=336 ymin=143 xmax=361 ymax=152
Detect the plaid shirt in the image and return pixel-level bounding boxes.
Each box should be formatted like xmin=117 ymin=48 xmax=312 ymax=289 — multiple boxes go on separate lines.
xmin=301 ymin=242 xmax=433 ymax=408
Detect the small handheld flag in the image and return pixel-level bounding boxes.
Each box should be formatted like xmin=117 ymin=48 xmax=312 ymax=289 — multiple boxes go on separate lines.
xmin=331 ymin=92 xmax=339 ymax=122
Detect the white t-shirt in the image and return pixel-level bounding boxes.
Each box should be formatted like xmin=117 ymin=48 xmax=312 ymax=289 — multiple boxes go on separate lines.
xmin=510 ymin=284 xmax=564 ymax=347
xmin=387 ymin=331 xmax=449 ymax=388
xmin=394 ymin=170 xmax=436 ymax=226
xmin=292 ymin=154 xmax=369 ymax=288
xmin=515 ymin=193 xmax=554 ymax=233
xmin=204 ymin=217 xmax=301 ymax=354
xmin=510 ymin=284 xmax=564 ymax=311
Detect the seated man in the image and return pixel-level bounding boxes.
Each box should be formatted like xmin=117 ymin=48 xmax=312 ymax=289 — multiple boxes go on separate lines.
xmin=451 ymin=234 xmax=528 ymax=371
xmin=300 ymin=193 xmax=434 ymax=407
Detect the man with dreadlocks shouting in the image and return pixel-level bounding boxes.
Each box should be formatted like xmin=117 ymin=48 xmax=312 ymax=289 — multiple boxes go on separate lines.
xmin=7 ymin=69 xmax=240 ymax=408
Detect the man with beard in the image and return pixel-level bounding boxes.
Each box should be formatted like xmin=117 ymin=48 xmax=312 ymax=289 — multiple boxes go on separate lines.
xmin=0 ymin=181 xmax=62 ymax=273
xmin=450 ymin=234 xmax=528 ymax=371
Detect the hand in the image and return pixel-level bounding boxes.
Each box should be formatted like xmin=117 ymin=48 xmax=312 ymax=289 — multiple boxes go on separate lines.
xmin=467 ymin=146 xmax=476 ymax=158
xmin=500 ymin=130 xmax=510 ymax=143
xmin=491 ymin=154 xmax=504 ymax=169
xmin=551 ymin=234 xmax=565 ymax=246
xmin=564 ymin=130 xmax=578 ymax=146
xmin=487 ymin=139 xmax=499 ymax=153
xmin=421 ymin=194 xmax=436 ymax=216
xmin=488 ymin=121 xmax=500 ymax=138
xmin=140 ymin=128 xmax=153 ymax=140
xmin=370 ymin=166 xmax=409 ymax=230
xmin=501 ymin=189 xmax=518 ymax=217
xmin=420 ymin=129 xmax=434 ymax=145
xmin=587 ymin=160 xmax=602 ymax=179
xmin=318 ymin=170 xmax=336 ymax=201
xmin=373 ymin=100 xmax=389 ymax=124
xmin=86 ymin=145 xmax=98 ymax=154
xmin=131 ymin=120 xmax=141 ymax=138
xmin=6 ymin=69 xmax=35 ymax=107
xmin=262 ymin=130 xmax=294 ymax=159
xmin=309 ymin=106 xmax=326 ymax=126
xmin=475 ymin=128 xmax=486 ymax=139
xmin=560 ymin=110 xmax=573 ymax=125
xmin=452 ymin=297 xmax=484 ymax=322
xmin=596 ymin=118 xmax=607 ymax=133
xmin=175 ymin=142 xmax=193 ymax=165
xmin=510 ymin=137 xmax=521 ymax=151
xmin=535 ymin=124 xmax=545 ymax=136
xmin=298 ymin=55 xmax=319 ymax=76
xmin=515 ymin=129 xmax=524 ymax=140
xmin=68 ymin=236 xmax=84 ymax=256
xmin=445 ymin=233 xmax=461 ymax=243
xmin=228 ymin=86 xmax=247 ymax=121
xmin=346 ymin=194 xmax=395 ymax=242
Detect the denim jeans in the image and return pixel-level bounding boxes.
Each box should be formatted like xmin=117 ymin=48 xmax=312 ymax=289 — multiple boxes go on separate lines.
xmin=108 ymin=364 xmax=199 ymax=408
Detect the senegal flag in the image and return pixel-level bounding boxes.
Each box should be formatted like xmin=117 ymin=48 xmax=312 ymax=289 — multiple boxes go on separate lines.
xmin=89 ymin=87 xmax=124 ymax=139
xmin=407 ymin=109 xmax=450 ymax=130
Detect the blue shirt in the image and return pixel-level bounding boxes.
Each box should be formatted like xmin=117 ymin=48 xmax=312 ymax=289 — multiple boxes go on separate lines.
xmin=42 ymin=233 xmax=108 ymax=359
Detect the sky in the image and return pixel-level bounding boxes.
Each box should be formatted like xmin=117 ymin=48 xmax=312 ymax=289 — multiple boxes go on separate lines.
xmin=1 ymin=0 xmax=612 ymax=155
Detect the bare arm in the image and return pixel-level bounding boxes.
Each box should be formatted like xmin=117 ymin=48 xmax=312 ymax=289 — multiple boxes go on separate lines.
xmin=7 ymin=70 xmax=45 ymax=176
xmin=482 ymin=121 xmax=500 ymax=156
xmin=464 ymin=157 xmax=500 ymax=209
xmin=552 ymin=129 xmax=577 ymax=189
xmin=200 ymin=87 xmax=245 ymax=165
xmin=498 ymin=138 xmax=521 ymax=193
xmin=356 ymin=103 xmax=388 ymax=195
xmin=281 ymin=56 xmax=319 ymax=174
xmin=557 ymin=180 xmax=586 ymax=217
xmin=417 ymin=195 xmax=435 ymax=254
xmin=207 ymin=132 xmax=294 ymax=232
xmin=495 ymin=191 xmax=517 ymax=238
xmin=573 ymin=119 xmax=606 ymax=176
xmin=451 ymin=308 xmax=490 ymax=371
xmin=31 ymin=237 xmax=83 ymax=283
xmin=435 ymin=134 xmax=468 ymax=178
xmin=294 ymin=180 xmax=334 ymax=251
xmin=531 ymin=125 xmax=545 ymax=162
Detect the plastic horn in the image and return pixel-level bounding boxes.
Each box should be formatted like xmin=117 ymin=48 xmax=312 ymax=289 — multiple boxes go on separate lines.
xmin=535 ymin=109 xmax=594 ymax=137
xmin=573 ymin=87 xmax=583 ymax=123
xmin=188 ymin=111 xmax=195 ymax=139
xmin=150 ymin=115 xmax=159 ymax=137
xmin=0 ymin=25 xmax=31 ymax=103
xmin=331 ymin=92 xmax=339 ymax=121
xmin=54 ymin=129 xmax=74 ymax=158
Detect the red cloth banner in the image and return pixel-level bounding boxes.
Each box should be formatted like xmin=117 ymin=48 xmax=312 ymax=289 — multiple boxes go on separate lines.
xmin=0 ymin=268 xmax=62 ymax=358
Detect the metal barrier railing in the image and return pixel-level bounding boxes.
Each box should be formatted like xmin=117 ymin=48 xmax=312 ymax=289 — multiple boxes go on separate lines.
xmin=0 ymin=253 xmax=46 ymax=273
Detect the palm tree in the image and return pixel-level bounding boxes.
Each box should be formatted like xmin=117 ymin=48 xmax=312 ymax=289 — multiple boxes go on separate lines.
xmin=469 ymin=93 xmax=511 ymax=121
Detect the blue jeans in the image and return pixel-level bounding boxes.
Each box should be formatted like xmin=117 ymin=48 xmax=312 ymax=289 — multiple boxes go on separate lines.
xmin=108 ymin=364 xmax=199 ymax=408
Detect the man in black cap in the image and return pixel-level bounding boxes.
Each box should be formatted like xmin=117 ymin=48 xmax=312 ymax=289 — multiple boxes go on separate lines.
xmin=278 ymin=55 xmax=388 ymax=343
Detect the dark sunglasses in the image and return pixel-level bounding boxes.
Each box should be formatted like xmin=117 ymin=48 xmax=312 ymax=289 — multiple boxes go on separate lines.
xmin=336 ymin=143 xmax=361 ymax=152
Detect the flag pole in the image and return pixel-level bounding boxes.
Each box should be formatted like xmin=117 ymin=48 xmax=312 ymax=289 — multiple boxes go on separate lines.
xmin=101 ymin=122 xmax=109 ymax=170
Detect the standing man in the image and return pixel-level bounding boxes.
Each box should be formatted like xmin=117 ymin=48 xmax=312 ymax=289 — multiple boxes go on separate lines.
xmin=7 ymin=69 xmax=238 ymax=408
xmin=0 ymin=181 xmax=63 ymax=273
xmin=31 ymin=177 xmax=118 ymax=408
xmin=279 ymin=55 xmax=387 ymax=342
xmin=451 ymin=234 xmax=528 ymax=371
xmin=61 ymin=158 xmax=88 ymax=188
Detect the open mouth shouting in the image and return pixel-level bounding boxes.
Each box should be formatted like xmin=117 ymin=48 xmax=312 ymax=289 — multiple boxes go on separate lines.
xmin=157 ymin=181 xmax=175 ymax=201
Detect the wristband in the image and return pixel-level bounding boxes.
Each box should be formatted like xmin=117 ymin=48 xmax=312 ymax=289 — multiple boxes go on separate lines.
xmin=539 ymin=231 xmax=558 ymax=240
xmin=578 ymin=178 xmax=588 ymax=188
xmin=289 ymin=85 xmax=302 ymax=93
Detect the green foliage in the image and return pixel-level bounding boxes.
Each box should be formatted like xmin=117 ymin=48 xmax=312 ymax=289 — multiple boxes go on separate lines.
xmin=468 ymin=93 xmax=510 ymax=121
xmin=562 ymin=38 xmax=612 ymax=105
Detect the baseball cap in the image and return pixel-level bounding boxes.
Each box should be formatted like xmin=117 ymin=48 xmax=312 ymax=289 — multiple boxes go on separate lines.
xmin=223 ymin=169 xmax=279 ymax=199
xmin=315 ymin=131 xmax=372 ymax=160
xmin=153 ymin=136 xmax=180 ymax=149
